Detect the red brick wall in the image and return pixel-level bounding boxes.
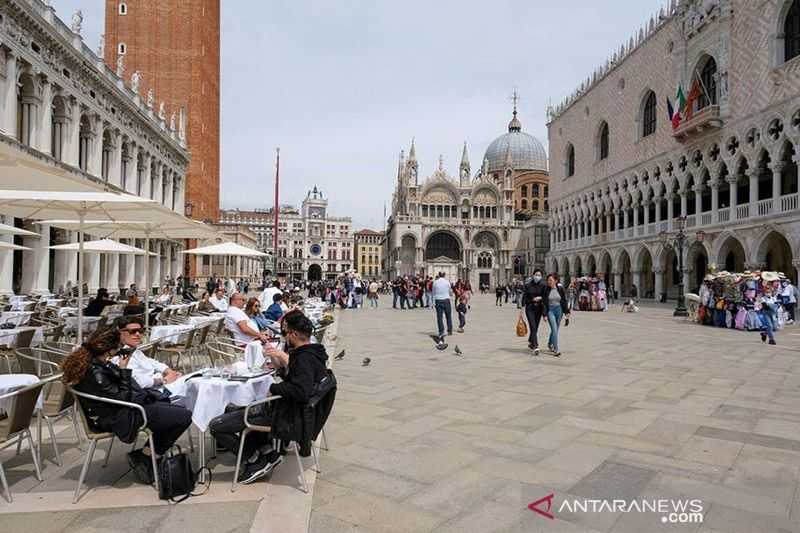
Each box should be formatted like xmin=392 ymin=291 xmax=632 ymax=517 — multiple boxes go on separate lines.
xmin=104 ymin=0 xmax=220 ymax=223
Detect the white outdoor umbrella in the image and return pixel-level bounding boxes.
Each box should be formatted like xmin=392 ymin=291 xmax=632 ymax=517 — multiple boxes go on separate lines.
xmin=49 ymin=238 xmax=156 ymax=255
xmin=42 ymin=211 xmax=219 ymax=328
xmin=0 ymin=190 xmax=159 ymax=343
xmin=0 ymin=221 xmax=38 ymax=237
xmin=181 ymin=241 xmax=267 ymax=282
xmin=0 ymin=241 xmax=31 ymax=251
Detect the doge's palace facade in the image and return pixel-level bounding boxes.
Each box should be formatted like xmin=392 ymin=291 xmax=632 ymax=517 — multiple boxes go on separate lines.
xmin=547 ymin=0 xmax=800 ymax=299
xmin=0 ymin=0 xmax=189 ymax=295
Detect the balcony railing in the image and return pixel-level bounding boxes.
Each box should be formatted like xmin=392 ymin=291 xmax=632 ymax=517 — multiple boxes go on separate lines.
xmin=736 ymin=204 xmax=749 ymax=219
xmin=718 ymin=208 xmax=730 ymax=223
xmin=700 ymin=212 xmax=712 ymax=226
xmin=672 ymin=105 xmax=722 ymax=142
xmin=659 ymin=221 xmax=669 ymax=232
xmin=781 ymin=192 xmax=799 ymax=213
xmin=686 ymin=215 xmax=696 ymax=228
xmin=647 ymin=223 xmax=655 ymax=235
xmin=636 ymin=226 xmax=644 ymax=236
xmin=757 ymin=198 xmax=772 ymax=217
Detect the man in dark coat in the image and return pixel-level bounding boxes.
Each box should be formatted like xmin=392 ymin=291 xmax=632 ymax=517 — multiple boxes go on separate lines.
xmin=522 ymin=269 xmax=548 ymax=355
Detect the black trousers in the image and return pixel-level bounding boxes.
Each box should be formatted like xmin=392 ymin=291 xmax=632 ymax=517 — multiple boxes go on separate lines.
xmin=524 ymin=304 xmax=543 ymax=347
xmin=142 ymin=402 xmax=192 ymax=455
xmin=435 ymin=299 xmax=453 ymax=337
xmin=209 ymin=404 xmax=273 ymax=460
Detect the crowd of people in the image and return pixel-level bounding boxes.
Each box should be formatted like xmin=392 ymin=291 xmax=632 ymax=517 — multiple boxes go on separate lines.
xmin=58 ymin=277 xmax=337 ymax=488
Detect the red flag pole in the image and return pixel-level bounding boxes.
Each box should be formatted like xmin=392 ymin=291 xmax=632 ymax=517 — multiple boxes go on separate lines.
xmin=273 ymin=147 xmax=280 ymax=280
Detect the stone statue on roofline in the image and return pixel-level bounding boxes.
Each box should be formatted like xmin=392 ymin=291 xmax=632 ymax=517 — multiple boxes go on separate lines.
xmin=169 ymin=112 xmax=176 ymax=131
xmin=131 ymin=71 xmax=141 ymax=94
xmin=97 ymin=34 xmax=105 ymax=57
xmin=116 ymin=55 xmax=125 ymax=77
xmin=70 ymin=10 xmax=83 ymax=35
xmin=158 ymin=102 xmax=166 ymax=120
xmin=146 ymin=89 xmax=154 ymax=108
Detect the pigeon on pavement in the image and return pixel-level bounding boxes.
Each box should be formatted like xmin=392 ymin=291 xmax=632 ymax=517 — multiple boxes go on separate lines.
xmin=361 ymin=357 xmax=371 ymax=367
xmin=334 ymin=350 xmax=345 ymax=360
xmin=454 ymin=345 xmax=463 ymax=356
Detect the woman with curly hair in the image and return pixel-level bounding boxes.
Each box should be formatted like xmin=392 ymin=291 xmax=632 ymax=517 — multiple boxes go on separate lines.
xmin=62 ymin=328 xmax=192 ymax=484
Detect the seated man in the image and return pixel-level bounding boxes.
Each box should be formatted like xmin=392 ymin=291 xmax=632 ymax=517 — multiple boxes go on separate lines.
xmin=209 ymin=287 xmax=229 ymax=312
xmin=263 ymin=293 xmax=285 ymax=322
xmin=85 ymin=288 xmax=116 ymax=317
xmin=209 ymin=311 xmax=330 ymax=484
xmin=225 ymin=292 xmax=270 ymax=346
xmin=112 ymin=316 xmax=182 ymax=390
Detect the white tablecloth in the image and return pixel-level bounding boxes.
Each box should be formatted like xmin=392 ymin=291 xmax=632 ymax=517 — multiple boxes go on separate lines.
xmin=9 ymin=300 xmax=36 ymax=311
xmin=0 ymin=327 xmax=44 ymax=348
xmin=8 ymin=296 xmax=27 ymax=304
xmin=183 ymin=372 xmax=274 ymax=432
xmin=46 ymin=298 xmax=65 ymax=307
xmin=0 ymin=311 xmax=34 ymax=327
xmin=186 ymin=315 xmax=221 ymax=327
xmin=0 ymin=374 xmax=41 ymax=412
xmin=150 ymin=324 xmax=194 ymax=344
xmin=58 ymin=307 xmax=79 ymax=318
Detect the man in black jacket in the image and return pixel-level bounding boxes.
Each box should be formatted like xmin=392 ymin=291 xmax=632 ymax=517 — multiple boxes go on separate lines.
xmin=209 ymin=311 xmax=329 ymax=484
xmin=522 ymin=269 xmax=547 ymax=355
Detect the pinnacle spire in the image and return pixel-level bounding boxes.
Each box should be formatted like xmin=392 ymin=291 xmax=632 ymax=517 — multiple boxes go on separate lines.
xmin=508 ymin=89 xmax=522 ymax=132
xmin=460 ymin=142 xmax=469 ymax=166
xmin=408 ymin=138 xmax=416 ymax=161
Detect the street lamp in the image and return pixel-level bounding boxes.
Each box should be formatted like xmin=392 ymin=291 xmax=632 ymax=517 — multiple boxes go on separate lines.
xmin=659 ymin=215 xmax=688 ymax=317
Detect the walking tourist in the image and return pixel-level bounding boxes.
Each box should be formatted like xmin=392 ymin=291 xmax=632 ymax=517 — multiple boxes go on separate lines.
xmin=432 ymin=272 xmax=454 ymax=342
xmin=522 ymin=269 xmax=547 ymax=355
xmin=495 ymin=284 xmax=504 ymax=306
xmin=456 ymin=293 xmax=468 ymax=333
xmin=759 ymin=284 xmax=779 ymax=345
xmin=545 ymin=274 xmax=570 ymax=357
xmin=368 ymin=278 xmax=379 ymax=308
xmin=61 ymin=327 xmax=192 ymax=485
xmin=781 ymin=277 xmax=797 ymax=324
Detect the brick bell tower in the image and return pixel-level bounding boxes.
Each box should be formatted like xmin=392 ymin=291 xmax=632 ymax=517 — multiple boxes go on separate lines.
xmin=104 ymin=0 xmax=221 ymax=279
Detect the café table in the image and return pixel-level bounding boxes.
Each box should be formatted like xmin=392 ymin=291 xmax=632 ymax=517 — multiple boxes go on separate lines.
xmin=0 ymin=374 xmax=42 ymax=412
xmin=0 ymin=327 xmax=45 ymax=348
xmin=0 ymin=311 xmax=34 ymax=327
xmin=149 ymin=324 xmax=194 ymax=344
xmin=182 ymin=367 xmax=274 ymax=480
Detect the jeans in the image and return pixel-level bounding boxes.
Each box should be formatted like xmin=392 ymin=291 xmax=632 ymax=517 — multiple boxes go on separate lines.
xmin=141 ymin=402 xmax=193 ymax=455
xmin=424 ymin=291 xmax=432 ymax=307
xmin=435 ymin=299 xmax=453 ymax=337
xmin=209 ymin=404 xmax=273 ymax=461
xmin=524 ymin=304 xmax=543 ymax=347
xmin=369 ymin=295 xmax=378 ymax=308
xmin=457 ymin=310 xmax=466 ymax=329
xmin=547 ymin=304 xmax=564 ymax=352
xmin=401 ymin=294 xmax=407 ymax=309
xmin=393 ymin=291 xmax=399 ymax=308
xmin=761 ymin=308 xmax=776 ymax=341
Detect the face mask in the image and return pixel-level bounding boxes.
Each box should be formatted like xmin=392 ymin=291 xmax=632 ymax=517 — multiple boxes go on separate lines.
xmin=533 ymin=275 xmax=542 ymax=283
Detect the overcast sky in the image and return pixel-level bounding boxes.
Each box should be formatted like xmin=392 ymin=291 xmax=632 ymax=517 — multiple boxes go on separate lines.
xmin=53 ymin=0 xmax=664 ymax=230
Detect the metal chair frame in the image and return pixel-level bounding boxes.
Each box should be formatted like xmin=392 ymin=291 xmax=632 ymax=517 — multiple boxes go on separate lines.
xmin=68 ymin=387 xmax=160 ymax=503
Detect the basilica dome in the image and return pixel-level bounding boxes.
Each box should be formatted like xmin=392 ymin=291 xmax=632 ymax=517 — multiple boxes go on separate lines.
xmin=483 ymin=112 xmax=548 ymax=174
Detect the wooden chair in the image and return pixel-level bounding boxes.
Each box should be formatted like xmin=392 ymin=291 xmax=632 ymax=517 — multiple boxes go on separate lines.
xmin=68 ymin=387 xmax=160 ymax=503
xmin=0 ymin=380 xmax=47 ymax=502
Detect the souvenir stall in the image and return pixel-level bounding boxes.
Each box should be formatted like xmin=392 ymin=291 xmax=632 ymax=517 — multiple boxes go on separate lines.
xmin=693 ymin=270 xmax=788 ymax=331
xmin=572 ymin=277 xmax=608 ymax=311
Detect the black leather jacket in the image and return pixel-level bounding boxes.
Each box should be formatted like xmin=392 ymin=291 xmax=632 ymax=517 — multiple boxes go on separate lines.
xmin=522 ymin=279 xmax=548 ymax=308
xmin=74 ymin=359 xmax=157 ymax=441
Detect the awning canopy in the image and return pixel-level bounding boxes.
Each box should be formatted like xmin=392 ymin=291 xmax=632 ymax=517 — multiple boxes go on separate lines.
xmin=50 ymin=238 xmax=155 ymax=255
xmin=181 ymin=241 xmax=267 ymax=257
xmin=0 ymin=241 xmax=31 ymax=251
xmin=0 ymin=190 xmax=158 ymax=221
xmin=0 ymin=221 xmax=38 ymax=237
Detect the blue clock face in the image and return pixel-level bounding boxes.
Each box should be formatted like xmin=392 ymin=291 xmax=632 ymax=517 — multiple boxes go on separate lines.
xmin=310 ymin=244 xmax=322 ymax=256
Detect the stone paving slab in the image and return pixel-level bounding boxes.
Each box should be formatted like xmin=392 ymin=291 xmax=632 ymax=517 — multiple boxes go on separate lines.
xmin=310 ymin=294 xmax=800 ymax=533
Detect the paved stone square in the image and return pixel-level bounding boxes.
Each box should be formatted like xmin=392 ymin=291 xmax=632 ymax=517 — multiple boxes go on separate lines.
xmin=311 ymin=293 xmax=800 ymax=533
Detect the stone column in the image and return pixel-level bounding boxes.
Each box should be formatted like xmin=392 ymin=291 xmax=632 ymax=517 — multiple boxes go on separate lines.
xmin=106 ymin=253 xmax=120 ymax=293
xmin=643 ymin=200 xmax=650 ymax=227
xmin=89 ymin=117 xmax=103 ymax=178
xmin=654 ymin=268 xmax=664 ymax=302
xmin=793 ymin=260 xmax=800 ymax=286
xmin=38 ymin=77 xmax=53 ymax=154
xmin=84 ymin=252 xmax=100 ymax=293
xmin=1 ymin=52 xmax=17 ymax=135
xmin=710 ymin=181 xmax=719 ymax=222
xmin=614 ymin=210 xmax=620 ymax=232
xmin=771 ymin=163 xmax=784 ymax=214
xmin=613 ymin=272 xmax=622 ymax=297
xmin=633 ymin=202 xmax=639 ymax=228
xmin=21 ymin=223 xmax=51 ymax=294
xmin=632 ymin=270 xmax=642 ymax=296
xmin=0 ymin=216 xmax=14 ymax=295
xmin=64 ymin=98 xmax=80 ymax=167
xmin=748 ymin=171 xmax=759 ymax=217
xmin=151 ymin=242 xmax=161 ymax=293
xmin=120 ymin=240 xmax=135 ymax=290
xmin=606 ymin=213 xmax=612 ymax=234
xmin=53 ymin=231 xmax=77 ymax=292
xmin=728 ymin=176 xmax=739 ymax=216
xmin=653 ymin=196 xmax=661 ymax=224
xmin=667 ymin=194 xmax=675 ymax=230
xmin=694 ymin=185 xmax=703 ymax=217
xmin=623 ymin=208 xmax=629 ymax=230
xmin=110 ymin=133 xmax=122 ymax=187
xmin=135 ymin=239 xmax=146 ymax=290
xmin=680 ymin=191 xmax=688 ymax=218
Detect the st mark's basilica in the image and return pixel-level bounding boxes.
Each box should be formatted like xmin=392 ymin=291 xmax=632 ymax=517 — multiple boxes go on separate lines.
xmin=384 ymin=102 xmax=551 ymax=288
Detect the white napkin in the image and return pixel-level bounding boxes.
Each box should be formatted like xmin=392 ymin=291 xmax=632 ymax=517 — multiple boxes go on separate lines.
xmin=245 ymin=340 xmax=265 ymax=369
